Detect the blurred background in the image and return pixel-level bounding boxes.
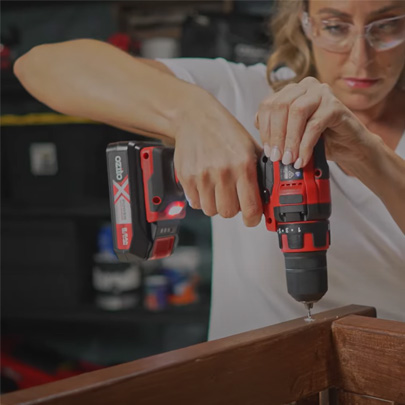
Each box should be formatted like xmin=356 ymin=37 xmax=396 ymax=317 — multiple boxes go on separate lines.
xmin=1 ymin=0 xmax=274 ymax=394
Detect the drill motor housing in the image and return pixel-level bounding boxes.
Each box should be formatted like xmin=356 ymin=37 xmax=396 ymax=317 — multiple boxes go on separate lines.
xmin=107 ymin=140 xmax=331 ymax=305
xmin=258 ymin=139 xmax=331 ymax=303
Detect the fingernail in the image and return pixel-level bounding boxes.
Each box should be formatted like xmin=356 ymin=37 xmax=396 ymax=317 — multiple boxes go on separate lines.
xmin=282 ymin=150 xmax=293 ymax=165
xmin=254 ymin=112 xmax=259 ymax=126
xmin=185 ymin=194 xmax=198 ymax=209
xmin=264 ymin=143 xmax=272 ymax=158
xmin=294 ymin=157 xmax=303 ymax=169
xmin=185 ymin=194 xmax=192 ymax=206
xmin=270 ymin=146 xmax=281 ymax=162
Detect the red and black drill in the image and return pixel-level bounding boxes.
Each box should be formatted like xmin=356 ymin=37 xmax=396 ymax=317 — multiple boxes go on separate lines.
xmin=106 ymin=140 xmax=331 ymax=315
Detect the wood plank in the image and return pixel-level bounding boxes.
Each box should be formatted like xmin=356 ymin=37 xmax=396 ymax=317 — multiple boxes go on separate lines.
xmin=1 ymin=305 xmax=375 ymax=405
xmin=337 ymin=390 xmax=395 ymax=404
xmin=295 ymin=393 xmax=320 ymax=404
xmin=332 ymin=315 xmax=405 ymax=404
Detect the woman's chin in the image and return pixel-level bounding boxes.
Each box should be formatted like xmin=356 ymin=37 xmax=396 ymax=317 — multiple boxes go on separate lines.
xmin=332 ymin=79 xmax=396 ymax=112
xmin=336 ymin=91 xmax=386 ymax=112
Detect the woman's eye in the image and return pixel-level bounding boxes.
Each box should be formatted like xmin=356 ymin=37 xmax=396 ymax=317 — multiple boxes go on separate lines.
xmin=375 ymin=21 xmax=398 ymax=33
xmin=322 ymin=23 xmax=349 ymax=36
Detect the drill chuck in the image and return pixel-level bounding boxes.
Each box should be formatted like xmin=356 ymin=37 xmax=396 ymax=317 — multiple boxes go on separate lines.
xmin=284 ymin=251 xmax=328 ymax=303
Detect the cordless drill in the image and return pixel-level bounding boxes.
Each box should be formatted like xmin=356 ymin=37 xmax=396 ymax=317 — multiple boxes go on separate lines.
xmin=106 ymin=140 xmax=331 ymax=315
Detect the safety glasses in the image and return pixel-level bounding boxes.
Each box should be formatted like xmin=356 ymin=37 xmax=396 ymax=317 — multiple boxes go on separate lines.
xmin=301 ymin=12 xmax=405 ymax=52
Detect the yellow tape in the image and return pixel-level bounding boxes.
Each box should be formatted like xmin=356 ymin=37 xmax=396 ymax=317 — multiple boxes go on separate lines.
xmin=0 ymin=113 xmax=96 ymax=126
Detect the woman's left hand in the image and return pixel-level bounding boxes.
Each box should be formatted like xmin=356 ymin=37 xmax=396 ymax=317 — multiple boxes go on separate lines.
xmin=255 ymin=76 xmax=378 ymax=170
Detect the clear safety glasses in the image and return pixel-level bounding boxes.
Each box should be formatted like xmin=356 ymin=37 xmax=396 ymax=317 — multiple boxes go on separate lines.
xmin=301 ymin=12 xmax=405 ymax=53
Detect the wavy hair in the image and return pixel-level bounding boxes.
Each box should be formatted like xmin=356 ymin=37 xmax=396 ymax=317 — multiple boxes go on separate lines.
xmin=267 ymin=0 xmax=405 ymax=91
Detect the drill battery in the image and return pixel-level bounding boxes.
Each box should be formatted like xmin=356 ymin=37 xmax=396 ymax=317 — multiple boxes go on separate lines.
xmin=106 ymin=141 xmax=186 ymax=262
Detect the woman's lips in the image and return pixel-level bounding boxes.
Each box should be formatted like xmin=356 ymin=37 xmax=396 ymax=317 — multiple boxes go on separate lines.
xmin=343 ymin=77 xmax=380 ymax=88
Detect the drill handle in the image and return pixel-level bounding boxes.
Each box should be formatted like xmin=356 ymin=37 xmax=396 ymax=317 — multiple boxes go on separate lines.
xmin=312 ymin=137 xmax=329 ymax=180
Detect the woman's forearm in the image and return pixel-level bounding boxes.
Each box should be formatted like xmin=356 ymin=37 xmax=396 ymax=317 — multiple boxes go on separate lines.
xmin=348 ymin=134 xmax=405 ymax=234
xmin=13 ymin=39 xmax=204 ymax=141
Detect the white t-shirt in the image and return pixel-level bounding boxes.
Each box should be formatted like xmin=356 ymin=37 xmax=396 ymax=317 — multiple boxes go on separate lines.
xmin=158 ymin=57 xmax=405 ymax=340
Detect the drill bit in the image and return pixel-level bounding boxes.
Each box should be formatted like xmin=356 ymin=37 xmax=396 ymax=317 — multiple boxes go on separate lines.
xmin=304 ymin=302 xmax=315 ymax=322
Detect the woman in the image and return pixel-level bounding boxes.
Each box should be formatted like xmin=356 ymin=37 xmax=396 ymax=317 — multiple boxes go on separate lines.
xmin=14 ymin=0 xmax=405 ymax=339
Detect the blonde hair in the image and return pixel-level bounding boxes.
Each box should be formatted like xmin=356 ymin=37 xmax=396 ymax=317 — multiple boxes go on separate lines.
xmin=267 ymin=0 xmax=405 ymax=91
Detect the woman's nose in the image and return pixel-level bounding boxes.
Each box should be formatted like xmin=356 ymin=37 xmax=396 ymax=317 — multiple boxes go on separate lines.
xmin=348 ymin=35 xmax=374 ymax=68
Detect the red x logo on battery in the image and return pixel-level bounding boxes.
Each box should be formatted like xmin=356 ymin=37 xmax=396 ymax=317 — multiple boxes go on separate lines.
xmin=113 ymin=176 xmax=130 ymax=203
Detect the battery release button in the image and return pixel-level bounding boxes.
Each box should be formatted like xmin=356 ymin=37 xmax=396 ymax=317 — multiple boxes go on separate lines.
xmin=150 ymin=236 xmax=175 ymax=260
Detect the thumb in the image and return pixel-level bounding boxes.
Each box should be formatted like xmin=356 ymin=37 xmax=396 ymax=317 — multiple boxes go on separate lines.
xmin=255 ymin=110 xmax=272 ymax=159
xmin=254 ymin=112 xmax=259 ymax=130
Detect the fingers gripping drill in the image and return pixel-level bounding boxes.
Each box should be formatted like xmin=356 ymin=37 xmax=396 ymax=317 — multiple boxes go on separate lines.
xmin=106 ymin=140 xmax=331 ymax=318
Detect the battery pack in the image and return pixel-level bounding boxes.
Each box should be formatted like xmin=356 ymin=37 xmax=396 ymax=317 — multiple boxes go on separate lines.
xmin=106 ymin=141 xmax=186 ymax=262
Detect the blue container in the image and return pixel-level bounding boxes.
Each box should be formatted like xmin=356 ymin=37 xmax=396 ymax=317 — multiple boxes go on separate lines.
xmin=144 ymin=275 xmax=169 ymax=311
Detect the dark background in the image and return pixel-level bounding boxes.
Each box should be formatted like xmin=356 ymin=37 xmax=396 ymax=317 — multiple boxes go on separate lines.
xmin=1 ymin=0 xmax=274 ymax=394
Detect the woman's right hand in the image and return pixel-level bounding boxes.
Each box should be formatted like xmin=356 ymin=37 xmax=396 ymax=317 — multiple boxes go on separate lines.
xmin=172 ymin=91 xmax=263 ymax=227
xmin=13 ymin=41 xmax=263 ymax=226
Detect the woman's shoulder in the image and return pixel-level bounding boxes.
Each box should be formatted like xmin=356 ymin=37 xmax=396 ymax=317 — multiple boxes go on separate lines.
xmin=158 ymin=57 xmax=267 ymax=79
xmin=158 ymin=57 xmax=272 ymax=99
xmin=270 ymin=64 xmax=296 ymax=82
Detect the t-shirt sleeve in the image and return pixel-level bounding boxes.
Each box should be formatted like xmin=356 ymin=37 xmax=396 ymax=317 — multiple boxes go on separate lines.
xmin=156 ymin=57 xmax=269 ymax=116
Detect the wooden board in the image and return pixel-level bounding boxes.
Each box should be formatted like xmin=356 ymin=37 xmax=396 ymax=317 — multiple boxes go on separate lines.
xmin=1 ymin=305 xmax=375 ymax=405
xmin=333 ymin=315 xmax=405 ymax=404
xmin=336 ymin=390 xmax=397 ymax=404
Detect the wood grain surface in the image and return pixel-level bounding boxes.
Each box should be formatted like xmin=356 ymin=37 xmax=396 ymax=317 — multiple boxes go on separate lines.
xmin=1 ymin=305 xmax=376 ymax=405
xmin=336 ymin=390 xmax=397 ymax=404
xmin=333 ymin=315 xmax=405 ymax=404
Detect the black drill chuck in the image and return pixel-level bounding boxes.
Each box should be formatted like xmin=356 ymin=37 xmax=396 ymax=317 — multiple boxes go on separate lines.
xmin=284 ymin=251 xmax=328 ymax=303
